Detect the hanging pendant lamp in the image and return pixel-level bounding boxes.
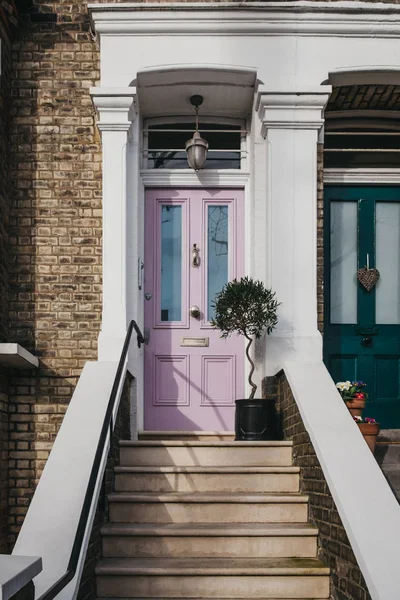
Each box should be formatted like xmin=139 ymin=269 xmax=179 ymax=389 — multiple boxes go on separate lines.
xmin=185 ymin=95 xmax=209 ymax=171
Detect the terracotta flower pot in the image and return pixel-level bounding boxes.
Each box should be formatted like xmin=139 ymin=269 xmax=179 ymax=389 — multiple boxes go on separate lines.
xmin=357 ymin=422 xmax=380 ymax=453
xmin=345 ymin=398 xmax=366 ymax=417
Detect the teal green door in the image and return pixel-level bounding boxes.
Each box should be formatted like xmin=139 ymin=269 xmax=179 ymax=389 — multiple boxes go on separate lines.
xmin=324 ymin=186 xmax=400 ymax=429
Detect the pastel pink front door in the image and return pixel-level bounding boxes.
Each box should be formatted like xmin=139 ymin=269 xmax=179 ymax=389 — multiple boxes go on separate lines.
xmin=144 ymin=188 xmax=244 ymax=431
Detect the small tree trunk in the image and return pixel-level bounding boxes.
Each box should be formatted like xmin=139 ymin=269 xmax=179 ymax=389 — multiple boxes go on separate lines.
xmin=244 ymin=334 xmax=257 ymax=399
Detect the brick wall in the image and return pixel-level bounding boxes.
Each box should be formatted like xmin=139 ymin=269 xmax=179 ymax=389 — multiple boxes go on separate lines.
xmin=7 ymin=0 xmax=101 ymax=544
xmin=264 ymin=373 xmax=372 ymax=600
xmin=0 ymin=381 xmax=8 ymax=553
xmin=0 ymin=0 xmax=18 ymax=555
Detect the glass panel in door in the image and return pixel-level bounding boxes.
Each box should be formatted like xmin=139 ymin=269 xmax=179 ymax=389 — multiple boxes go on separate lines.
xmin=160 ymin=204 xmax=182 ymax=322
xmin=376 ymin=202 xmax=400 ymax=324
xmin=207 ymin=205 xmax=229 ymax=321
xmin=330 ymin=201 xmax=358 ymax=324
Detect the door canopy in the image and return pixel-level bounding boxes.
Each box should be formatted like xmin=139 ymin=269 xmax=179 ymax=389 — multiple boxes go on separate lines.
xmin=135 ymin=65 xmax=258 ymax=118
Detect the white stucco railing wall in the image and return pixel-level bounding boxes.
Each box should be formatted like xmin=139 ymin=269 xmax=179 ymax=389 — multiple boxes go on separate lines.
xmin=282 ymin=360 xmax=400 ymax=600
xmin=0 ymin=555 xmax=42 ymax=600
xmin=11 ymin=350 xmax=128 ymax=600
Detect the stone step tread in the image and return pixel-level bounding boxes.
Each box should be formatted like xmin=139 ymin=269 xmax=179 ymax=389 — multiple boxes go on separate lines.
xmin=377 ymin=429 xmax=400 ymax=443
xmin=120 ymin=440 xmax=292 ymax=447
xmin=101 ymin=522 xmax=318 ymax=537
xmin=380 ymin=464 xmax=400 ymax=473
xmin=139 ymin=431 xmax=236 ymax=437
xmin=97 ymin=598 xmax=328 ymax=600
xmin=108 ymin=492 xmax=309 ymax=503
xmin=96 ymin=557 xmax=329 ymax=576
xmin=115 ymin=466 xmax=300 ymax=474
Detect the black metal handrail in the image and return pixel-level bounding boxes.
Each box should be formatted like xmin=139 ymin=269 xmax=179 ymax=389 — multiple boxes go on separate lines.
xmin=37 ymin=320 xmax=145 ymax=600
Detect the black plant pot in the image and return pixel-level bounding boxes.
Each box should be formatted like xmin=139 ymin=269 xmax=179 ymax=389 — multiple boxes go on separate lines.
xmin=235 ymin=397 xmax=278 ymax=441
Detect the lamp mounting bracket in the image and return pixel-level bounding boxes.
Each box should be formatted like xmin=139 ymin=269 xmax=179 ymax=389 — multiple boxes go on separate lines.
xmin=190 ymin=95 xmax=204 ymax=109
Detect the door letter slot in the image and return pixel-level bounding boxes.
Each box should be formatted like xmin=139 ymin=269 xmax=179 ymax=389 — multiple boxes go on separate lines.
xmin=181 ymin=337 xmax=209 ymax=347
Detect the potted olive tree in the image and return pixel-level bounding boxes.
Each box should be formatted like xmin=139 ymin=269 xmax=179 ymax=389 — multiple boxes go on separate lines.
xmin=211 ymin=277 xmax=280 ymax=441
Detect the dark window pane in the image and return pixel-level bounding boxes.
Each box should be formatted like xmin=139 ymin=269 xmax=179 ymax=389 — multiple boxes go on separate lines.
xmin=324 ymin=151 xmax=400 ymax=168
xmin=147 ymin=123 xmax=241 ymax=169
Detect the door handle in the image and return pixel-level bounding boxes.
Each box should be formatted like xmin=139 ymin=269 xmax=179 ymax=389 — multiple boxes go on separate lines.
xmin=361 ymin=337 xmax=373 ymax=347
xmin=190 ymin=305 xmax=201 ymax=318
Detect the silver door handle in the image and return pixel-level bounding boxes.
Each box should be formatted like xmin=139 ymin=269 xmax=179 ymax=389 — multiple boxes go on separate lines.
xmin=190 ymin=305 xmax=200 ymax=318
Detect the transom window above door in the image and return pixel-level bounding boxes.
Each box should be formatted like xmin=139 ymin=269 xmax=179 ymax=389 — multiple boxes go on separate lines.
xmin=142 ymin=121 xmax=246 ymax=170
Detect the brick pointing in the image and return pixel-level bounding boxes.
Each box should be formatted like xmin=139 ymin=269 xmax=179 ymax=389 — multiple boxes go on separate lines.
xmin=0 ymin=380 xmax=8 ymax=553
xmin=0 ymin=0 xmax=17 ymax=554
xmin=264 ymin=373 xmax=372 ymax=600
xmin=7 ymin=1 xmax=101 ymax=545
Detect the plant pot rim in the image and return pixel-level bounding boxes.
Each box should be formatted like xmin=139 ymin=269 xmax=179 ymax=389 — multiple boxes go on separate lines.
xmin=357 ymin=422 xmax=380 ymax=433
xmin=345 ymin=398 xmax=366 ymax=405
xmin=235 ymin=397 xmax=276 ymax=403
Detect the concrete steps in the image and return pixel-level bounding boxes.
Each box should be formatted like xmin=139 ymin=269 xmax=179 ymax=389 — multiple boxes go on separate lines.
xmin=96 ymin=435 xmax=329 ymax=599
xmin=376 ymin=430 xmax=400 ymax=501
xmin=108 ymin=492 xmax=309 ymax=524
xmin=138 ymin=431 xmax=236 ymax=441
xmin=101 ymin=522 xmax=318 ymax=558
xmin=114 ymin=465 xmax=300 ymax=493
xmin=119 ymin=440 xmax=293 ymax=467
xmin=96 ymin=557 xmax=330 ymax=599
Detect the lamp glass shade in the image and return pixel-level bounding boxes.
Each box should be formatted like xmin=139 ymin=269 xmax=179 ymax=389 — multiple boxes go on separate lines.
xmin=185 ymin=130 xmax=209 ymax=171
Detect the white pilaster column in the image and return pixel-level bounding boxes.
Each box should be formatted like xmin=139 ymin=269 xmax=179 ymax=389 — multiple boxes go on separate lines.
xmin=91 ymin=88 xmax=137 ymax=361
xmin=256 ymin=86 xmax=331 ymax=370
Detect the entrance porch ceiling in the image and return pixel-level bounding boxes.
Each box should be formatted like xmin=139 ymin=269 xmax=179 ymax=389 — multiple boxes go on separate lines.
xmin=327 ymin=84 xmax=400 ymax=113
xmin=136 ymin=65 xmax=257 ymax=118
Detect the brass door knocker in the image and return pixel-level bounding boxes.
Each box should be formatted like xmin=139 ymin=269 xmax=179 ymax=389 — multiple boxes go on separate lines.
xmin=192 ymin=243 xmax=200 ymax=267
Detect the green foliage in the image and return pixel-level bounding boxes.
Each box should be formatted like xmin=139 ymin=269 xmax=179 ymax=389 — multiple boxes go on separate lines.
xmin=211 ymin=277 xmax=280 ymax=340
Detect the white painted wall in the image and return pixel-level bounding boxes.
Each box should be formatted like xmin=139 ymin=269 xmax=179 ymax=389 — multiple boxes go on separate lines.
xmin=90 ymin=2 xmax=400 ymax=387
xmin=92 ymin=4 xmax=400 ymax=90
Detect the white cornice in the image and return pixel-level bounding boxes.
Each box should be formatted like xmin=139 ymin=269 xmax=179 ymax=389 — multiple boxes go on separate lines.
xmin=324 ymin=168 xmax=400 ymax=184
xmin=90 ymin=87 xmax=137 ymax=131
xmin=257 ymin=87 xmax=331 ymax=135
xmin=89 ymin=2 xmax=400 ymax=38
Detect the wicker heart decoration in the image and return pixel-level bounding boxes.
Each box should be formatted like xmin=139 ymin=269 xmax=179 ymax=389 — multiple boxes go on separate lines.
xmin=357 ymin=267 xmax=380 ymax=292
